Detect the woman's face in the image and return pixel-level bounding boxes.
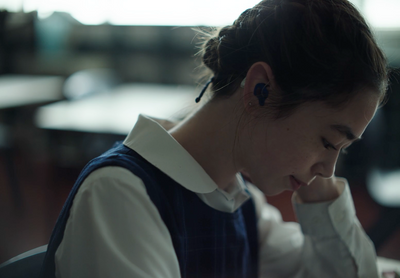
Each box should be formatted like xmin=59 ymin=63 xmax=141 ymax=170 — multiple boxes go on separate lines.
xmin=238 ymin=91 xmax=379 ymax=196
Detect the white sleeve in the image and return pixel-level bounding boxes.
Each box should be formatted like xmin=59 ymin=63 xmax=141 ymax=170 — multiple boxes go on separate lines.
xmin=55 ymin=166 xmax=181 ymax=278
xmin=248 ymin=179 xmax=379 ymax=278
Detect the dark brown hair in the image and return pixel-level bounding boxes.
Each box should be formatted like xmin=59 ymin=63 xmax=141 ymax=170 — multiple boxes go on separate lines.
xmin=199 ymin=0 xmax=389 ymax=118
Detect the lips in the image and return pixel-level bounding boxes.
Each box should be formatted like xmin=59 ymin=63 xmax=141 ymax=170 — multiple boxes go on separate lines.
xmin=294 ymin=176 xmax=308 ymax=187
xmin=290 ymin=175 xmax=308 ymax=190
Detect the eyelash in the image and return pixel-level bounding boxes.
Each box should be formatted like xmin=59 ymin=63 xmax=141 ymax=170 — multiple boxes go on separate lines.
xmin=322 ymin=138 xmax=348 ymax=154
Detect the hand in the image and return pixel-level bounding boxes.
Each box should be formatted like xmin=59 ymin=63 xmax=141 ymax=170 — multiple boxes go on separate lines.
xmin=295 ymin=176 xmax=341 ymax=203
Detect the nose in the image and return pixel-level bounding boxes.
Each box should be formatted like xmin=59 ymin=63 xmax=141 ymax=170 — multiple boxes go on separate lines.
xmin=312 ymin=152 xmax=340 ymax=178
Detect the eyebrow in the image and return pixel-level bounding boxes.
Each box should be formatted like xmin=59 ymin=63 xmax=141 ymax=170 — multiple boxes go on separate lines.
xmin=330 ymin=124 xmax=362 ymax=142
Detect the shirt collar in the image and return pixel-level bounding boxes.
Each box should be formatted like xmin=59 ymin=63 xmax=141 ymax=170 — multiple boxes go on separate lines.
xmin=123 ymin=114 xmax=219 ymax=194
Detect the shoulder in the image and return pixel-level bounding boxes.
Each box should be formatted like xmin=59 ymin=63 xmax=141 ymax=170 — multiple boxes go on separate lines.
xmin=82 ymin=166 xmax=146 ymax=190
xmin=71 ymin=166 xmax=170 ymax=230
xmin=76 ymin=166 xmax=150 ymax=206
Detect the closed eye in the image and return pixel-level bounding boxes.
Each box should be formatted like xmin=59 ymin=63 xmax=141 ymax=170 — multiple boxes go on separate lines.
xmin=322 ymin=138 xmax=349 ymax=155
xmin=322 ymin=138 xmax=337 ymax=151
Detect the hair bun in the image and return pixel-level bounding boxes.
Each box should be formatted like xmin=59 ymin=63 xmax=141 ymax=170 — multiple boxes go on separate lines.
xmin=202 ymin=36 xmax=220 ymax=73
xmin=202 ymin=25 xmax=242 ymax=76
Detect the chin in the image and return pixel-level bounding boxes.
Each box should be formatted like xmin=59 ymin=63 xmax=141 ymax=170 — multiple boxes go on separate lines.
xmin=265 ymin=189 xmax=286 ymax=196
xmin=242 ymin=173 xmax=287 ymax=196
xmin=256 ymin=183 xmax=285 ymax=196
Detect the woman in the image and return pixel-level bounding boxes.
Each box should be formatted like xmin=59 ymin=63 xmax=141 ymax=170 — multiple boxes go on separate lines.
xmin=42 ymin=0 xmax=388 ymax=277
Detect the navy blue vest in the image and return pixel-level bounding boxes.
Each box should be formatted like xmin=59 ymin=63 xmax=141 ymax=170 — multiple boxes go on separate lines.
xmin=41 ymin=142 xmax=259 ymax=278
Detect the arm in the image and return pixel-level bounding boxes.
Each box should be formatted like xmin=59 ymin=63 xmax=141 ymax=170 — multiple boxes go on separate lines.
xmin=247 ymin=180 xmax=379 ymax=278
xmin=55 ymin=166 xmax=180 ymax=278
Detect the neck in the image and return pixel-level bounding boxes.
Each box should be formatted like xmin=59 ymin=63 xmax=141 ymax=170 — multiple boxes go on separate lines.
xmin=169 ymin=97 xmax=244 ymax=190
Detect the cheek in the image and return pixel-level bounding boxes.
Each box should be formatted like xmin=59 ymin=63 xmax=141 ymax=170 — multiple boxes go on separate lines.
xmin=242 ymin=122 xmax=318 ymax=175
xmin=248 ymin=139 xmax=296 ymax=175
xmin=273 ymin=146 xmax=304 ymax=171
xmin=265 ymin=134 xmax=317 ymax=173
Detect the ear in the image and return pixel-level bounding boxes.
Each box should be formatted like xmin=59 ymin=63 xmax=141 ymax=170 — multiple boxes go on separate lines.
xmin=242 ymin=62 xmax=275 ymax=112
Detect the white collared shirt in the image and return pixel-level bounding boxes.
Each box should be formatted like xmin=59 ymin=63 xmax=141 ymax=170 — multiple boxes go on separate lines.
xmin=55 ymin=115 xmax=379 ymax=278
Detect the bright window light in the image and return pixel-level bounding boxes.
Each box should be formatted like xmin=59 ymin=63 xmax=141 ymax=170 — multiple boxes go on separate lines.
xmin=1 ymin=0 xmax=399 ymax=28
xmin=2 ymin=0 xmax=260 ymax=26
xmin=363 ymin=0 xmax=400 ymax=29
xmin=367 ymin=169 xmax=400 ymax=207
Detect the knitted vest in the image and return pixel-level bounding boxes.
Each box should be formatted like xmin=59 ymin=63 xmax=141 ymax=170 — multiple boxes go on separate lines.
xmin=41 ymin=142 xmax=259 ymax=278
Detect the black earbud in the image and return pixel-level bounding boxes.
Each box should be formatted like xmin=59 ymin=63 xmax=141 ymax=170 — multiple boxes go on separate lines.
xmin=254 ymin=83 xmax=269 ymax=106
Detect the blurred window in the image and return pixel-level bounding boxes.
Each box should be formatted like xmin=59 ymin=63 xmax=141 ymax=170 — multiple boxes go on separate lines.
xmin=0 ymin=0 xmax=399 ymax=28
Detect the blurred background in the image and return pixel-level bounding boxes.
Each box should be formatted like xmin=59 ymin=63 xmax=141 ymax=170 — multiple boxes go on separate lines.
xmin=0 ymin=0 xmax=400 ymax=265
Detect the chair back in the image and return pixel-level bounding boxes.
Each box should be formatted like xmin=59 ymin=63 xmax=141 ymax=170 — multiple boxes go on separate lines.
xmin=0 ymin=245 xmax=47 ymax=278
